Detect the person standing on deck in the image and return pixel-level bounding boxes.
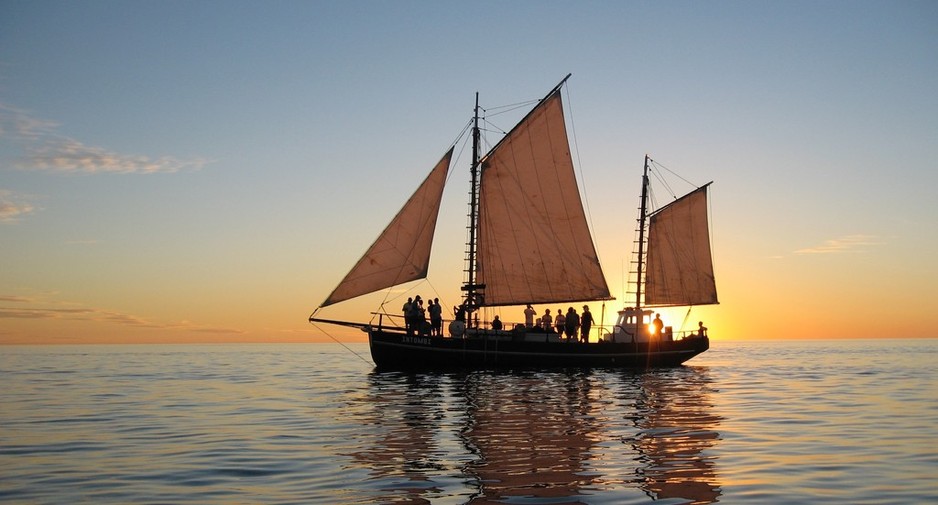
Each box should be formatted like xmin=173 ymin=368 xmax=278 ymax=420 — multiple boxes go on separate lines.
xmin=415 ymin=296 xmax=427 ymax=335
xmin=564 ymin=307 xmax=579 ymax=342
xmin=524 ymin=304 xmax=537 ymax=328
xmin=541 ymin=308 xmax=553 ymax=332
xmin=429 ymin=298 xmax=443 ymax=337
xmin=580 ymin=305 xmax=593 ymax=343
xmin=652 ymin=313 xmax=664 ymax=339
xmin=554 ymin=309 xmax=566 ymax=336
xmin=402 ymin=297 xmax=414 ymax=336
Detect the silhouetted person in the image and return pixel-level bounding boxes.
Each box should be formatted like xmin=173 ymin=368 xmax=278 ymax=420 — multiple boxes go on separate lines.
xmin=492 ymin=315 xmax=503 ymax=331
xmin=564 ymin=307 xmax=579 ymax=341
xmin=554 ymin=308 xmax=565 ymax=336
xmin=403 ymin=297 xmax=414 ymax=336
xmin=541 ymin=308 xmax=553 ymax=332
xmin=524 ymin=304 xmax=537 ymax=328
xmin=429 ymin=298 xmax=443 ymax=337
xmin=697 ymin=321 xmax=707 ymax=338
xmin=653 ymin=313 xmax=663 ymax=339
xmin=415 ymin=296 xmax=428 ymax=335
xmin=580 ymin=305 xmax=593 ymax=343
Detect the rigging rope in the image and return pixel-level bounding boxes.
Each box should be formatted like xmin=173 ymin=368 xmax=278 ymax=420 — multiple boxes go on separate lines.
xmin=648 ymin=159 xmax=701 ymax=209
xmin=485 ymin=99 xmax=540 ymax=116
xmin=480 ymin=99 xmax=541 ymax=137
xmin=679 ymin=306 xmax=693 ymax=334
xmin=650 ymin=159 xmax=698 ymax=188
xmin=308 ymin=309 xmax=373 ymax=367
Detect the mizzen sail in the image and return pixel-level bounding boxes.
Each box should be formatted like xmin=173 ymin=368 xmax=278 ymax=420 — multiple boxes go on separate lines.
xmin=321 ymin=148 xmax=453 ymax=307
xmin=476 ymin=91 xmax=611 ymax=306
xmin=644 ymin=184 xmax=718 ymax=306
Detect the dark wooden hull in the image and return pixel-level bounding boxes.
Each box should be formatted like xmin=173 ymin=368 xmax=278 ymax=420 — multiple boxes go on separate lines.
xmin=367 ymin=328 xmax=709 ymax=370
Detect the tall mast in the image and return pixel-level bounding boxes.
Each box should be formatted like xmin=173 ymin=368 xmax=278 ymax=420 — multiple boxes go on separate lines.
xmin=635 ymin=155 xmax=650 ymax=312
xmin=462 ymin=92 xmax=482 ymax=323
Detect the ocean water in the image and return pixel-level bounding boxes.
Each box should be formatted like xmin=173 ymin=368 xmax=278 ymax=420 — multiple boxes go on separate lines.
xmin=1 ymin=340 xmax=935 ymax=504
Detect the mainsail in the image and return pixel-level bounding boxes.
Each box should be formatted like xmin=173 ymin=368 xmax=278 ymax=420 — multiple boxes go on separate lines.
xmin=321 ymin=148 xmax=453 ymax=307
xmin=643 ymin=184 xmax=718 ymax=306
xmin=476 ymin=91 xmax=611 ymax=306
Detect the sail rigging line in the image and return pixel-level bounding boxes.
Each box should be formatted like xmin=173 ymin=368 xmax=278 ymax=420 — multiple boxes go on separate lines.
xmin=650 ymin=158 xmax=698 ymax=189
xmin=647 ymin=158 xmax=709 ymax=211
xmin=645 ymin=158 xmax=676 ymax=203
xmin=479 ymin=100 xmax=541 ymax=137
xmin=452 ymin=117 xmax=474 ymax=146
xmin=405 ymin=276 xmax=451 ymax=320
xmin=649 ymin=167 xmax=676 ymax=206
xmin=485 ymin=99 xmax=540 ymax=116
xmin=448 ymin=121 xmax=474 ymax=188
xmin=447 ymin=119 xmax=474 ymax=177
xmin=679 ymin=305 xmax=693 ymax=334
xmin=479 ymin=121 xmax=508 ymax=137
xmin=308 ymin=318 xmax=373 ymax=366
xmin=370 ymin=278 xmax=423 ymax=325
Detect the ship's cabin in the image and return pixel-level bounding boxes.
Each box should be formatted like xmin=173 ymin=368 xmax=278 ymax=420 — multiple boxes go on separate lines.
xmin=603 ymin=307 xmax=673 ymax=343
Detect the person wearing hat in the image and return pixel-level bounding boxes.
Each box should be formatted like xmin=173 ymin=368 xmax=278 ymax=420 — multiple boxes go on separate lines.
xmin=580 ymin=305 xmax=593 ymax=343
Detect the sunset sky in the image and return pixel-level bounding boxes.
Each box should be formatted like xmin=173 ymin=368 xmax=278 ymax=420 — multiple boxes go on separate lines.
xmin=1 ymin=1 xmax=936 ymax=345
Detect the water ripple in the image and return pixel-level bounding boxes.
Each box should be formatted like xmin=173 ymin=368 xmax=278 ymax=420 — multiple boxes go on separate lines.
xmin=0 ymin=341 xmax=935 ymax=504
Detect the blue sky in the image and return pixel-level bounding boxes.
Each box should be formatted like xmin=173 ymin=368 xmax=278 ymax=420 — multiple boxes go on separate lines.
xmin=1 ymin=1 xmax=936 ymax=343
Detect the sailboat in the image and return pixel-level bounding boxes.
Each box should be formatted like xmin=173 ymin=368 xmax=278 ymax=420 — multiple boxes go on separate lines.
xmin=309 ymin=75 xmax=716 ymax=369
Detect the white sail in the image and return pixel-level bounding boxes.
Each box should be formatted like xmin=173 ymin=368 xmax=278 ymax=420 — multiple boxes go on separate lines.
xmin=644 ymin=184 xmax=718 ymax=307
xmin=321 ymin=148 xmax=453 ymax=307
xmin=476 ymin=92 xmax=611 ymax=306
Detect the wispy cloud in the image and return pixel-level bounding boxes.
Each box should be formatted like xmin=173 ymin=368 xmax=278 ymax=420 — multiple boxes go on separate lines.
xmin=0 ymin=294 xmax=245 ymax=335
xmin=0 ymin=103 xmax=59 ymax=139
xmin=0 ymin=295 xmax=37 ymax=303
xmin=1 ymin=103 xmax=211 ymax=174
xmin=0 ymin=189 xmax=37 ymax=222
xmin=24 ymin=137 xmax=210 ymax=174
xmin=0 ymin=307 xmax=94 ymax=319
xmin=794 ymin=234 xmax=881 ymax=255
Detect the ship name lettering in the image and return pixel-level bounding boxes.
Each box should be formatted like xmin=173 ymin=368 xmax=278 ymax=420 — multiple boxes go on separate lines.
xmin=402 ymin=336 xmax=431 ymax=345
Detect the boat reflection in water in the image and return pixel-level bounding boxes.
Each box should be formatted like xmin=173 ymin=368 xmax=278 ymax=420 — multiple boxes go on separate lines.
xmin=349 ymin=367 xmax=722 ymax=504
xmin=623 ymin=369 xmax=723 ymax=504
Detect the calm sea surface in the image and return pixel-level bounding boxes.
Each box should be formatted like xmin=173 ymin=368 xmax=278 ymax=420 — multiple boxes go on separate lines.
xmin=1 ymin=340 xmax=936 ymax=504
